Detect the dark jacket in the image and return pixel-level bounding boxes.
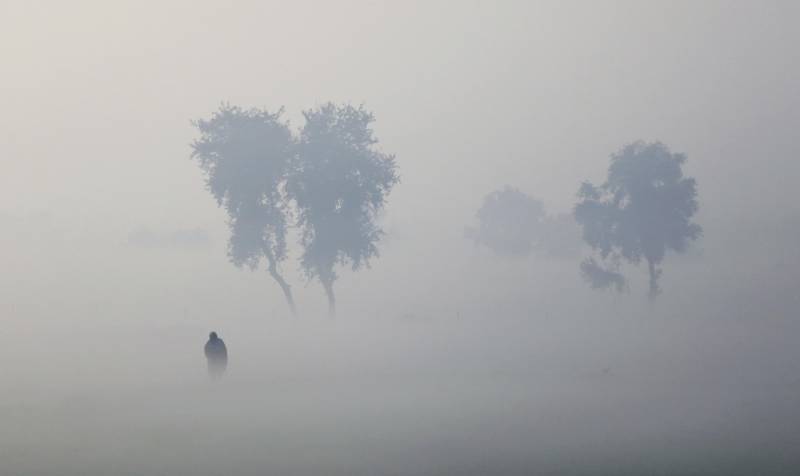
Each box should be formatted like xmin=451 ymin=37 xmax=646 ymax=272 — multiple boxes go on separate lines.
xmin=205 ymin=336 xmax=228 ymax=364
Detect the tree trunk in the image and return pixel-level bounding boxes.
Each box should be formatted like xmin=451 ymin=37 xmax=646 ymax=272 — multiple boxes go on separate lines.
xmin=267 ymin=258 xmax=296 ymax=316
xmin=322 ymin=278 xmax=336 ymax=317
xmin=647 ymin=258 xmax=661 ymax=301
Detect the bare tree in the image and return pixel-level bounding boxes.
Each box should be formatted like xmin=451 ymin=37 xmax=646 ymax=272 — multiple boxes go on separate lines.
xmin=287 ymin=103 xmax=399 ymax=315
xmin=191 ymin=105 xmax=297 ymax=314
xmin=574 ymin=141 xmax=701 ymax=299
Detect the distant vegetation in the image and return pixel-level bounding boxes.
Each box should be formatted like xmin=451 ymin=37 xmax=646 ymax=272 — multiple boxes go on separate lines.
xmin=466 ymin=141 xmax=701 ymax=300
xmin=192 ymin=105 xmax=698 ymax=312
xmin=191 ymin=103 xmax=398 ymax=316
xmin=464 ymin=186 xmax=580 ymax=259
xmin=574 ymin=141 xmax=701 ymax=299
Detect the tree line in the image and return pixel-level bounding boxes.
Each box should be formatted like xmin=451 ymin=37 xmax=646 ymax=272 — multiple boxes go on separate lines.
xmin=192 ymin=103 xmax=700 ymax=314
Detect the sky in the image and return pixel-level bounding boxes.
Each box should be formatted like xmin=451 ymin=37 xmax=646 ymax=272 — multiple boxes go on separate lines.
xmin=1 ymin=1 xmax=799 ymax=474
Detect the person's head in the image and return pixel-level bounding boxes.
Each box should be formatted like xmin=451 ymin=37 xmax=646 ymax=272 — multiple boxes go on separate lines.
xmin=209 ymin=331 xmax=218 ymax=340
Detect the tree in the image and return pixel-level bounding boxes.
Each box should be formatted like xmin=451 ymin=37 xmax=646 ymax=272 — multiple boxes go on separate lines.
xmin=191 ymin=104 xmax=297 ymax=314
xmin=287 ymin=103 xmax=399 ymax=315
xmin=464 ymin=186 xmax=546 ymax=257
xmin=465 ymin=187 xmax=581 ymax=258
xmin=574 ymin=141 xmax=701 ymax=299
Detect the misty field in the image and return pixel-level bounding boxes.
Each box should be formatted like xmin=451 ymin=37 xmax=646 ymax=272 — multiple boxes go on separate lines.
xmin=2 ymin=311 xmax=797 ymax=476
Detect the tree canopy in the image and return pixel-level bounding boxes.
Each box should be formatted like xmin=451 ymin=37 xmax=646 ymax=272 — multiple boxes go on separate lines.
xmin=287 ymin=103 xmax=399 ymax=315
xmin=192 ymin=103 xmax=398 ymax=316
xmin=465 ymin=186 xmax=546 ymax=257
xmin=191 ymin=105 xmax=297 ymax=313
xmin=574 ymin=141 xmax=701 ymax=298
xmin=465 ymin=186 xmax=580 ymax=258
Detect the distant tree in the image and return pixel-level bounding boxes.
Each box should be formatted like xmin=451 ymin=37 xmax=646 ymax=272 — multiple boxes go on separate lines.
xmin=287 ymin=103 xmax=399 ymax=315
xmin=574 ymin=141 xmax=701 ymax=299
xmin=465 ymin=187 xmax=581 ymax=259
xmin=465 ymin=186 xmax=546 ymax=257
xmin=191 ymin=105 xmax=297 ymax=314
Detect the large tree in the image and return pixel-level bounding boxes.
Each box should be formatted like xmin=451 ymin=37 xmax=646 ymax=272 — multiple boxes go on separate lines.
xmin=287 ymin=103 xmax=399 ymax=315
xmin=191 ymin=105 xmax=297 ymax=314
xmin=574 ymin=141 xmax=701 ymax=299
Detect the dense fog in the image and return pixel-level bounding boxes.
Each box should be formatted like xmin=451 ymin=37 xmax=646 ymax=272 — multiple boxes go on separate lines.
xmin=2 ymin=1 xmax=799 ymax=475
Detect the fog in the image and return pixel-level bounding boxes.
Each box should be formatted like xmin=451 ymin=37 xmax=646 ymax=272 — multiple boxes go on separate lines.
xmin=2 ymin=1 xmax=799 ymax=474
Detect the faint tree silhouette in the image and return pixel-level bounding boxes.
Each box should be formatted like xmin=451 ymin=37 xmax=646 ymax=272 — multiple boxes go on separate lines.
xmin=287 ymin=103 xmax=399 ymax=316
xmin=465 ymin=186 xmax=546 ymax=257
xmin=191 ymin=104 xmax=297 ymax=314
xmin=465 ymin=187 xmax=581 ymax=258
xmin=574 ymin=141 xmax=701 ymax=299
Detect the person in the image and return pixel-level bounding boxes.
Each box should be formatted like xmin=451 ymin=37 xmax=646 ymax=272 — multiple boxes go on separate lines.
xmin=204 ymin=331 xmax=228 ymax=379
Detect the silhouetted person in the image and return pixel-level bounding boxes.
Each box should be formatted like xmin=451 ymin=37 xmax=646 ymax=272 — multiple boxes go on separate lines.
xmin=204 ymin=331 xmax=228 ymax=379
